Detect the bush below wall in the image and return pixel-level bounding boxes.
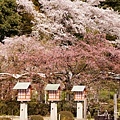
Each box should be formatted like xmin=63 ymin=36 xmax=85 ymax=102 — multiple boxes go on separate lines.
xmin=29 ymin=115 xmax=44 ymax=120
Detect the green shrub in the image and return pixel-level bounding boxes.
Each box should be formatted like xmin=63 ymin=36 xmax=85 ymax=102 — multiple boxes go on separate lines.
xmin=0 ymin=118 xmax=11 ymax=120
xmin=58 ymin=111 xmax=74 ymax=120
xmin=29 ymin=115 xmax=44 ymax=120
xmin=106 ymin=34 xmax=117 ymax=41
xmin=0 ymin=100 xmax=19 ymax=116
xmin=28 ymin=102 xmax=50 ymax=116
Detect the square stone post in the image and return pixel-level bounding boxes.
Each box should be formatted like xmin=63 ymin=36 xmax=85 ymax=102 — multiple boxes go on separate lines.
xmin=50 ymin=102 xmax=57 ymax=120
xmin=77 ymin=102 xmax=83 ymax=119
xmin=20 ymin=102 xmax=28 ymax=120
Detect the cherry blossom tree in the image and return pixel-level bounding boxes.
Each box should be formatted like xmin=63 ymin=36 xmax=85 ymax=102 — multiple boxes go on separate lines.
xmin=0 ymin=0 xmax=120 ymax=100
xmin=1 ymin=33 xmax=120 ymax=82
xmin=15 ymin=0 xmax=120 ymax=43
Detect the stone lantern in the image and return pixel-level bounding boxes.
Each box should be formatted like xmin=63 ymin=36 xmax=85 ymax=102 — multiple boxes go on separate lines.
xmin=71 ymin=85 xmax=87 ymax=119
xmin=13 ymin=82 xmax=31 ymax=120
xmin=45 ymin=84 xmax=61 ymax=120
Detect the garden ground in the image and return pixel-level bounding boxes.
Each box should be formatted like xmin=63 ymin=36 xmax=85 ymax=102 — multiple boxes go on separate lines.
xmin=0 ymin=116 xmax=88 ymax=120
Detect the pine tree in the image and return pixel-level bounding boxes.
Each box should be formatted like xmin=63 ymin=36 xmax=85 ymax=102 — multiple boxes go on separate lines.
xmin=100 ymin=0 xmax=120 ymax=12
xmin=0 ymin=0 xmax=22 ymax=42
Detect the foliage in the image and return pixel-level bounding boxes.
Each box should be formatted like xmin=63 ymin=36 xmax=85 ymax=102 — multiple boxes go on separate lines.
xmin=0 ymin=33 xmax=119 ymax=103
xmin=28 ymin=102 xmax=50 ymax=116
xmin=118 ymin=99 xmax=120 ymax=116
xmin=0 ymin=102 xmax=7 ymax=115
xmin=29 ymin=115 xmax=44 ymax=120
xmin=0 ymin=100 xmax=19 ymax=116
xmin=87 ymin=111 xmax=92 ymax=120
xmin=0 ymin=0 xmax=22 ymax=42
xmin=0 ymin=0 xmax=34 ymax=42
xmin=106 ymin=34 xmax=118 ymax=41
xmin=58 ymin=111 xmax=74 ymax=120
xmin=99 ymin=0 xmax=120 ymax=12
xmin=0 ymin=0 xmax=119 ymax=118
xmin=0 ymin=0 xmax=119 ymax=42
xmin=88 ymin=101 xmax=100 ymax=117
xmin=26 ymin=0 xmax=120 ymax=39
xmin=87 ymin=79 xmax=118 ymax=117
xmin=58 ymin=101 xmax=76 ymax=116
xmin=5 ymin=100 xmax=19 ymax=115
xmin=15 ymin=34 xmax=120 ymax=73
xmin=18 ymin=12 xmax=33 ymax=35
xmin=16 ymin=0 xmax=120 ymax=40
xmin=99 ymin=90 xmax=112 ymax=102
xmin=0 ymin=100 xmax=50 ymax=116
xmin=17 ymin=3 xmax=34 ymax=35
xmin=32 ymin=0 xmax=43 ymax=11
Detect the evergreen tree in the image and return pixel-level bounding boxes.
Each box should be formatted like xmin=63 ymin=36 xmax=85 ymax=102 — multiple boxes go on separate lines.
xmin=0 ymin=0 xmax=22 ymax=42
xmin=100 ymin=0 xmax=120 ymax=12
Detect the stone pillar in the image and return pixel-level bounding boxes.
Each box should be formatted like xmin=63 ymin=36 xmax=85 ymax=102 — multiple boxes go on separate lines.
xmin=20 ymin=102 xmax=28 ymax=120
xmin=77 ymin=102 xmax=83 ymax=119
xmin=84 ymin=98 xmax=87 ymax=119
xmin=114 ymin=94 xmax=117 ymax=120
xmin=50 ymin=102 xmax=57 ymax=120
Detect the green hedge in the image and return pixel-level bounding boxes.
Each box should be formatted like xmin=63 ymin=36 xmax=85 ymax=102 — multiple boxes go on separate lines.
xmin=29 ymin=115 xmax=44 ymax=120
xmin=28 ymin=102 xmax=50 ymax=116
xmin=0 ymin=100 xmax=19 ymax=115
xmin=0 ymin=101 xmax=50 ymax=116
xmin=58 ymin=111 xmax=74 ymax=120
